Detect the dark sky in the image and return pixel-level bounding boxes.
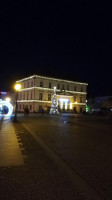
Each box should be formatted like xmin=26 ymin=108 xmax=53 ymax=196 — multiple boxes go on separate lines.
xmin=0 ymin=0 xmax=111 ymax=97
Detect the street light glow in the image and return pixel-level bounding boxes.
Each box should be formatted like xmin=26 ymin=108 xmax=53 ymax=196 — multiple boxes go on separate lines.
xmin=5 ymin=97 xmax=10 ymax=102
xmin=15 ymin=84 xmax=21 ymax=91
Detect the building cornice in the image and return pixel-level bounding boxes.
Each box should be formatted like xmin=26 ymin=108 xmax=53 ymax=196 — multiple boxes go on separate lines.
xmin=17 ymin=100 xmax=51 ymax=103
xmin=16 ymin=75 xmax=88 ymax=86
xmin=18 ymin=86 xmax=87 ymax=95
xmin=17 ymin=100 xmax=86 ymax=105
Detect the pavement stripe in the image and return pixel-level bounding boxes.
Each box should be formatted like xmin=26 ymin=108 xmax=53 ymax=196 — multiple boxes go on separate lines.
xmin=21 ymin=122 xmax=104 ymax=200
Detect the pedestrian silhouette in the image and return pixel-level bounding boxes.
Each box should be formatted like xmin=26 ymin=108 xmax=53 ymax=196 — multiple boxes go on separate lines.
xmin=41 ymin=108 xmax=44 ymax=115
xmin=24 ymin=106 xmax=29 ymax=117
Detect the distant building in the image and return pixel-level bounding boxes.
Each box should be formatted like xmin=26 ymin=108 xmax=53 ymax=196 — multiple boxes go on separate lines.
xmin=16 ymin=75 xmax=88 ymax=113
xmin=87 ymin=96 xmax=112 ymax=113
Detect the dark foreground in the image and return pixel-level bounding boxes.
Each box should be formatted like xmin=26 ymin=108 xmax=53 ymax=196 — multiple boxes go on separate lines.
xmin=0 ymin=114 xmax=112 ymax=200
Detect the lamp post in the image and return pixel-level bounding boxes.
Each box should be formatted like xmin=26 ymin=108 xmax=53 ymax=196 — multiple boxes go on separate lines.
xmin=14 ymin=84 xmax=21 ymax=122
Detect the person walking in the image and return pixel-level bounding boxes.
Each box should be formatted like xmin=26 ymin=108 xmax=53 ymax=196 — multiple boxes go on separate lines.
xmin=24 ymin=106 xmax=29 ymax=117
xmin=41 ymin=108 xmax=44 ymax=116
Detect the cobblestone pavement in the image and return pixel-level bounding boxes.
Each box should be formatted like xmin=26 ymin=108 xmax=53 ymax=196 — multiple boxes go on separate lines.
xmin=0 ymin=118 xmax=84 ymax=200
xmin=17 ymin=114 xmax=112 ymax=200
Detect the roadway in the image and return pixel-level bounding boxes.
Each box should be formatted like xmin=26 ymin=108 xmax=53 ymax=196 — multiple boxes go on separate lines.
xmin=0 ymin=113 xmax=112 ymax=200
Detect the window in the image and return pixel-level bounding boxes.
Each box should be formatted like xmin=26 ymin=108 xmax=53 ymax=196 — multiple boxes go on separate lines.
xmin=39 ymin=105 xmax=42 ymax=111
xmin=74 ymin=96 xmax=76 ymax=102
xmin=30 ymin=105 xmax=32 ymax=110
xmin=80 ymin=97 xmax=82 ymax=103
xmin=74 ymin=107 xmax=77 ymax=113
xmin=74 ymin=86 xmax=77 ymax=91
xmin=62 ymin=85 xmax=64 ymax=90
xmin=57 ymin=84 xmax=60 ymax=89
xmin=20 ymin=104 xmax=21 ymax=109
xmin=40 ymin=82 xmax=43 ymax=87
xmin=23 ymin=93 xmax=25 ymax=100
xmin=24 ymin=83 xmax=26 ymax=88
xmin=17 ymin=94 xmax=19 ymax=100
xmin=31 ymin=93 xmax=32 ymax=100
xmin=27 ymin=82 xmax=29 ymax=88
xmin=39 ymin=93 xmax=43 ymax=100
xmin=31 ymin=81 xmax=33 ymax=87
xmin=48 ymin=94 xmax=51 ymax=101
xmin=23 ymin=104 xmax=24 ymax=109
xmin=81 ymin=87 xmax=83 ymax=92
xmin=49 ymin=82 xmax=51 ymax=88
xmin=27 ymin=92 xmax=29 ymax=100
xmin=20 ymin=93 xmax=22 ymax=100
xmin=67 ymin=85 xmax=69 ymax=90
xmin=80 ymin=107 xmax=83 ymax=113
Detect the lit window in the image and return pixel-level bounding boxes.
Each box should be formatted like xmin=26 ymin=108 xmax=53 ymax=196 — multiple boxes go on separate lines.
xmin=39 ymin=93 xmax=43 ymax=100
xmin=40 ymin=82 xmax=43 ymax=87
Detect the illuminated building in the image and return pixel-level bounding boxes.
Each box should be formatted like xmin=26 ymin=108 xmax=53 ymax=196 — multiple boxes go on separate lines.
xmin=16 ymin=75 xmax=88 ymax=113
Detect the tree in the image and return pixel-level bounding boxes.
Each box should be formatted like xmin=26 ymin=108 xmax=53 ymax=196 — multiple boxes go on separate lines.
xmin=50 ymin=87 xmax=59 ymax=114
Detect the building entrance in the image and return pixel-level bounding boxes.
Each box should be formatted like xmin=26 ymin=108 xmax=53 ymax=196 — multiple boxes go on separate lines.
xmin=58 ymin=98 xmax=71 ymax=111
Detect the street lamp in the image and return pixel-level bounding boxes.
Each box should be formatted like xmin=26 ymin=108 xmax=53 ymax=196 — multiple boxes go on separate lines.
xmin=14 ymin=83 xmax=21 ymax=122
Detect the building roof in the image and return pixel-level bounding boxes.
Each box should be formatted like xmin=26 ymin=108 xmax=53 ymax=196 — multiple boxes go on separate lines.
xmin=16 ymin=75 xmax=88 ymax=86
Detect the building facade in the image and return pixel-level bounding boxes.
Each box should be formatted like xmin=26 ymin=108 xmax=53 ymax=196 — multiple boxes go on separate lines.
xmin=16 ymin=75 xmax=88 ymax=113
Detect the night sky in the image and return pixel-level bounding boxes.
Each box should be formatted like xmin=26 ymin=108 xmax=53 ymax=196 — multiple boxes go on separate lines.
xmin=0 ymin=1 xmax=111 ymax=97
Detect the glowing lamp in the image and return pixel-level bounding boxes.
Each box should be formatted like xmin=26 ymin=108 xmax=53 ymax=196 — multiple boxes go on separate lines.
xmin=65 ymin=102 xmax=67 ymax=110
xmin=59 ymin=99 xmax=69 ymax=102
xmin=70 ymin=103 xmax=72 ymax=109
xmin=5 ymin=97 xmax=10 ymax=102
xmin=15 ymin=84 xmax=21 ymax=91
xmin=75 ymin=101 xmax=77 ymax=104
